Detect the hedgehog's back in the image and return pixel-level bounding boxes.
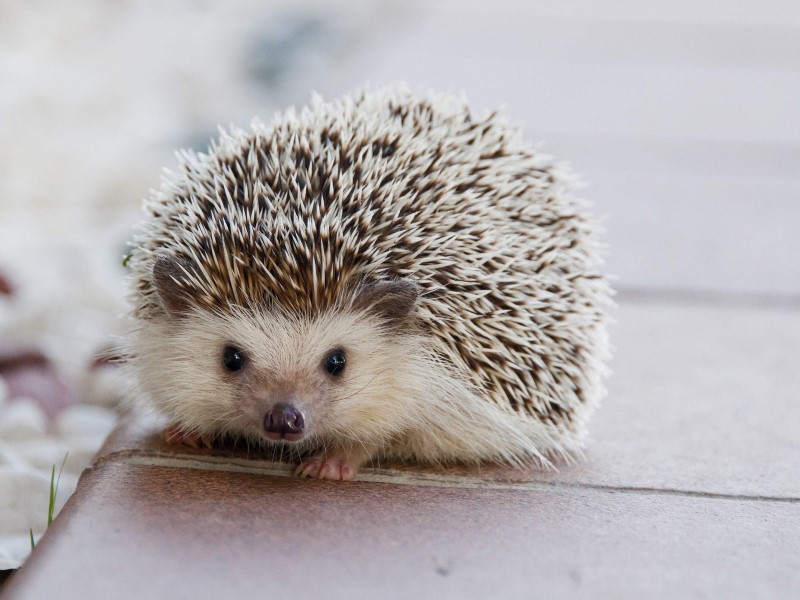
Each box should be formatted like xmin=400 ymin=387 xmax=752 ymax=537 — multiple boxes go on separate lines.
xmin=130 ymin=87 xmax=610 ymax=435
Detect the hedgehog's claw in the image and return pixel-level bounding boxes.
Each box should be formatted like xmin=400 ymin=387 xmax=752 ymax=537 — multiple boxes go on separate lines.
xmin=162 ymin=424 xmax=214 ymax=449
xmin=296 ymin=453 xmax=362 ymax=481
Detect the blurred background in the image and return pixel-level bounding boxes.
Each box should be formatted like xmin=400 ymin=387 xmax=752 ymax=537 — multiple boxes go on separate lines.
xmin=1 ymin=0 xmax=798 ymax=572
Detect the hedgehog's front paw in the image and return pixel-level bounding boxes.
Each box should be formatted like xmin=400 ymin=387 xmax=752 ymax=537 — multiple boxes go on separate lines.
xmin=296 ymin=452 xmax=366 ymax=481
xmin=162 ymin=423 xmax=214 ymax=449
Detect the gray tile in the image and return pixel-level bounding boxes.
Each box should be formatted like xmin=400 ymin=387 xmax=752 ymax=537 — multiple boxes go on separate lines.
xmin=544 ymin=302 xmax=800 ymax=498
xmin=326 ymin=9 xmax=800 ymax=144
xmin=424 ymin=0 xmax=800 ymax=28
xmin=538 ymin=134 xmax=800 ymax=193
xmin=399 ymin=9 xmax=800 ymax=71
xmin=540 ymin=135 xmax=800 ymax=295
xmin=595 ymin=175 xmax=800 ymax=295
xmin=5 ymin=461 xmax=799 ymax=600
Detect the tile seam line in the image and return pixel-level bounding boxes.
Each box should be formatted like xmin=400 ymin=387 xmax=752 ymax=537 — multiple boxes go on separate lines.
xmin=615 ymin=287 xmax=800 ymax=310
xmin=94 ymin=451 xmax=800 ymax=503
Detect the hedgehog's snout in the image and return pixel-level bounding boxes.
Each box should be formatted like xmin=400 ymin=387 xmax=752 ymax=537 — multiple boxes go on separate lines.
xmin=264 ymin=402 xmax=305 ymax=442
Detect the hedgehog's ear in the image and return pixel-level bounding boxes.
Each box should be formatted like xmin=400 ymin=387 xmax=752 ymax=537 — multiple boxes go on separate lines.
xmin=152 ymin=256 xmax=195 ymax=317
xmin=353 ymin=278 xmax=419 ymax=325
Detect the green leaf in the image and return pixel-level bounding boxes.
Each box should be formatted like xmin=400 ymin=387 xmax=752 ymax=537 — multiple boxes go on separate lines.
xmin=48 ymin=465 xmax=56 ymax=526
xmin=47 ymin=453 xmax=68 ymax=527
xmin=122 ymin=254 xmax=132 ymax=268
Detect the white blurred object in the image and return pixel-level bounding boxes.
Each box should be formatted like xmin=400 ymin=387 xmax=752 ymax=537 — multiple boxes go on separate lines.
xmin=57 ymin=404 xmax=117 ymax=440
xmin=0 ymin=395 xmax=117 ymax=569
xmin=0 ymin=399 xmax=48 ymax=442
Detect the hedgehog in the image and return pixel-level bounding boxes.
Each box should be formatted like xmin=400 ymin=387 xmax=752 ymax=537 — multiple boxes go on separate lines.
xmin=125 ymin=86 xmax=611 ymax=480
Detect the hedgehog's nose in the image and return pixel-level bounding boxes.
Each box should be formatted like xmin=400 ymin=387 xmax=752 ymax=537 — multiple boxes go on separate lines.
xmin=264 ymin=403 xmax=305 ymax=442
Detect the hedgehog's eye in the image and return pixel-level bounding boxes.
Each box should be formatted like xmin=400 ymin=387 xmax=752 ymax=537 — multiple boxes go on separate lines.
xmin=223 ymin=346 xmax=246 ymax=372
xmin=323 ymin=349 xmax=346 ymax=376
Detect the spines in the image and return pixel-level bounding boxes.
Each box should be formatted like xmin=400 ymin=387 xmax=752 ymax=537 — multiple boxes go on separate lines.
xmin=128 ymin=85 xmax=611 ymax=434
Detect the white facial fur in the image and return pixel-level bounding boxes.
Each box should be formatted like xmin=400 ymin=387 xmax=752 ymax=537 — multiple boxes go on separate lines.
xmin=129 ymin=302 xmax=559 ymax=467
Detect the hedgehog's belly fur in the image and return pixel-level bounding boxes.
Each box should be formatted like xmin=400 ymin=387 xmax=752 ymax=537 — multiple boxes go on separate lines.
xmin=126 ymin=86 xmax=611 ymax=478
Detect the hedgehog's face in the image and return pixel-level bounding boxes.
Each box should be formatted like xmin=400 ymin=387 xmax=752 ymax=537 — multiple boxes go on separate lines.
xmin=137 ymin=263 xmax=423 ymax=451
xmin=192 ymin=306 xmax=414 ymax=447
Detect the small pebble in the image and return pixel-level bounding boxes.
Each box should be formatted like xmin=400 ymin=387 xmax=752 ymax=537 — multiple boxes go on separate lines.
xmin=0 ymin=398 xmax=48 ymax=441
xmin=0 ymin=443 xmax=27 ymax=469
xmin=0 ymin=363 xmax=76 ymax=418
xmin=0 ymin=272 xmax=13 ymax=296
xmin=8 ymin=439 xmax=71 ymax=473
xmin=56 ymin=404 xmax=117 ymax=439
xmin=0 ymin=466 xmax=53 ymax=536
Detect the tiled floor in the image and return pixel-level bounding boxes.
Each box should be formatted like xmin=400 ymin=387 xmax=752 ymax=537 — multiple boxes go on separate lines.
xmin=4 ymin=302 xmax=799 ymax=599
xmin=5 ymin=460 xmax=799 ymax=600
xmin=3 ymin=1 xmax=799 ymax=598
